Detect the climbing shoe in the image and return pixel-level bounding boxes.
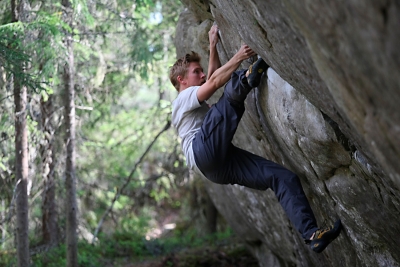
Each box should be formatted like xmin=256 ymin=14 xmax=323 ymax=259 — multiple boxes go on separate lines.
xmin=247 ymin=57 xmax=269 ymax=88
xmin=306 ymin=219 xmax=342 ymax=253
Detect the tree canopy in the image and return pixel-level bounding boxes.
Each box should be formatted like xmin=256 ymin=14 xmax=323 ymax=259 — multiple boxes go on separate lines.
xmin=0 ymin=0 xmax=213 ymax=265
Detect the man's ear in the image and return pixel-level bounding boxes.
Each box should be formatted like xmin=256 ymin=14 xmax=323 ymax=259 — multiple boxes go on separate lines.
xmin=177 ymin=75 xmax=186 ymax=85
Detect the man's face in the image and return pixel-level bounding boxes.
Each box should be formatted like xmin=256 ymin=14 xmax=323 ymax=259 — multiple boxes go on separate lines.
xmin=182 ymin=62 xmax=206 ymax=87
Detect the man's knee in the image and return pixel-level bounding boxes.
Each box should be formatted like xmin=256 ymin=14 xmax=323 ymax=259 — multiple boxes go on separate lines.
xmin=224 ymin=70 xmax=251 ymax=105
xmin=277 ymin=171 xmax=305 ymax=196
xmin=204 ymin=171 xmax=229 ymax=185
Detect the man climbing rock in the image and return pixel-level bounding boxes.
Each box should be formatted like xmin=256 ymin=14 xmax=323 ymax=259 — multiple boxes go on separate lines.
xmin=169 ymin=24 xmax=341 ymax=253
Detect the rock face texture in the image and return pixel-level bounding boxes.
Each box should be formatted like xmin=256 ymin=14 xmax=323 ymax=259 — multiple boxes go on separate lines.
xmin=174 ymin=1 xmax=400 ymax=266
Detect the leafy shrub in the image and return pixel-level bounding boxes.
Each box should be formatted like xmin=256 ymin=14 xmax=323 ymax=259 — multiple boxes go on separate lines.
xmin=30 ymin=242 xmax=102 ymax=267
xmin=1 ymin=223 xmax=234 ymax=266
xmin=0 ymin=250 xmax=17 ymax=267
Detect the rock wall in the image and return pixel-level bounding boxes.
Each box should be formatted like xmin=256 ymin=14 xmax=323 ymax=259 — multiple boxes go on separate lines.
xmin=173 ymin=1 xmax=400 ymax=266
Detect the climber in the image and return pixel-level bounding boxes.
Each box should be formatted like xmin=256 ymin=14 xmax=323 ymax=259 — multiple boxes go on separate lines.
xmin=169 ymin=24 xmax=341 ymax=253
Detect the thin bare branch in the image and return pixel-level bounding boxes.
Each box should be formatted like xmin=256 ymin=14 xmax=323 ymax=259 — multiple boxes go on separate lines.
xmin=0 ymin=94 xmax=14 ymax=102
xmin=91 ymin=120 xmax=171 ymax=243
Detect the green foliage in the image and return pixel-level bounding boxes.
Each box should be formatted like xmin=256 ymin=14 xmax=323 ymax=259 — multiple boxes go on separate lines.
xmin=30 ymin=223 xmax=231 ymax=265
xmin=128 ymin=0 xmax=181 ymax=80
xmin=160 ymin=227 xmax=234 ymax=254
xmin=0 ymin=230 xmax=250 ymax=267
xmin=0 ymin=11 xmax=64 ymax=93
xmin=0 ymin=250 xmax=16 ymax=267
xmin=0 ymin=215 xmax=235 ymax=266
xmin=101 ymin=229 xmax=150 ymax=257
xmin=29 ymin=242 xmax=103 ymax=267
xmin=1 ymin=0 xmax=193 ymax=264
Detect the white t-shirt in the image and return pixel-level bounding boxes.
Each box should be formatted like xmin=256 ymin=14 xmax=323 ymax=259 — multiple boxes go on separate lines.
xmin=172 ymin=86 xmax=210 ymax=169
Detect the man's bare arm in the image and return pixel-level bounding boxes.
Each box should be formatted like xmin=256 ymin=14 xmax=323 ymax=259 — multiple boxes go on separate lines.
xmin=207 ymin=25 xmax=221 ymax=80
xmin=197 ymin=44 xmax=256 ymax=102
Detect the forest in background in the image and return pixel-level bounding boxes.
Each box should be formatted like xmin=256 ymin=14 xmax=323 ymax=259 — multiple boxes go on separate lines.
xmin=0 ymin=0 xmax=252 ymax=266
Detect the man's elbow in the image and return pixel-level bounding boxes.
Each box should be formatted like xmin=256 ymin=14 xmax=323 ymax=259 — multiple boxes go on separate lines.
xmin=207 ymin=76 xmax=220 ymax=90
xmin=197 ymin=82 xmax=218 ymax=102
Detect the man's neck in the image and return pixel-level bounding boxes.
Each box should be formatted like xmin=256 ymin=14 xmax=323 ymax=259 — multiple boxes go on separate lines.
xmin=179 ymin=85 xmax=189 ymax=93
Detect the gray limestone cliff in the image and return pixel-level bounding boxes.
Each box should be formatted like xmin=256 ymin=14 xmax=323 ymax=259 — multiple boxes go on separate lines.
xmin=173 ymin=0 xmax=400 ymax=266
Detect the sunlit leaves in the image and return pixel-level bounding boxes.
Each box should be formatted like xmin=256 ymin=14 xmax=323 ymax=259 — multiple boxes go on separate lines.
xmin=0 ymin=11 xmax=65 ymax=93
xmin=0 ymin=0 xmax=185 ymax=246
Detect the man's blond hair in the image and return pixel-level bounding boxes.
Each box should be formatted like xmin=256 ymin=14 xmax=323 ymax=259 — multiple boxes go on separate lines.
xmin=169 ymin=51 xmax=201 ymax=91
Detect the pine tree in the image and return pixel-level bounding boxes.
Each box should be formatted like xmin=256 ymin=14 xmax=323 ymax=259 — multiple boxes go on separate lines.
xmin=12 ymin=0 xmax=30 ymax=266
xmin=62 ymin=0 xmax=78 ymax=266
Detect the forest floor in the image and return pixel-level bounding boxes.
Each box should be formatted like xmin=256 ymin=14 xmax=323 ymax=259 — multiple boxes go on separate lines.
xmin=106 ymin=239 xmax=259 ymax=267
xmin=113 ymin=195 xmax=260 ymax=267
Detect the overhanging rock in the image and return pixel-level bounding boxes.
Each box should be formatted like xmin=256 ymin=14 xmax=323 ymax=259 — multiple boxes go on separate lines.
xmin=174 ymin=1 xmax=400 ymax=266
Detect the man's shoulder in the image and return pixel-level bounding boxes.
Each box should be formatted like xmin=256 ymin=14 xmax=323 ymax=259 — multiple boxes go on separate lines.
xmin=174 ymin=86 xmax=200 ymax=104
xmin=173 ymin=86 xmax=204 ymax=112
xmin=180 ymin=86 xmax=200 ymax=96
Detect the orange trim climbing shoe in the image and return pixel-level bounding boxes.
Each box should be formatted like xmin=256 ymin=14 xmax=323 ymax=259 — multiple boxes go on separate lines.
xmin=307 ymin=219 xmax=342 ymax=253
xmin=247 ymin=57 xmax=269 ymax=88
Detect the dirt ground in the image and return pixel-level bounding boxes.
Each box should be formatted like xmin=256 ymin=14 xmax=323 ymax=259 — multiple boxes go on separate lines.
xmin=122 ymin=242 xmax=259 ymax=267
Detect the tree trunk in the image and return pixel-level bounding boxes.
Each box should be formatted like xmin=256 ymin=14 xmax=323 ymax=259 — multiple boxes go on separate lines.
xmin=12 ymin=0 xmax=30 ymax=266
xmin=1 ymin=199 xmax=6 ymax=249
xmin=14 ymin=77 xmax=30 ymax=267
xmin=40 ymin=95 xmax=58 ymax=245
xmin=205 ymin=192 xmax=218 ymax=235
xmin=62 ymin=0 xmax=78 ymax=265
